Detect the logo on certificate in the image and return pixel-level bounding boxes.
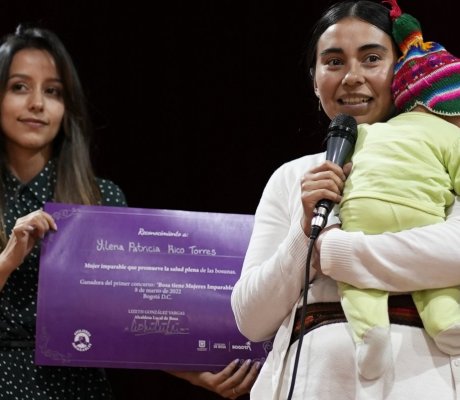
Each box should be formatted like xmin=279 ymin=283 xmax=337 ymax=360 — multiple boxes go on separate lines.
xmin=212 ymin=342 xmax=227 ymax=350
xmin=197 ymin=340 xmax=208 ymax=352
xmin=231 ymin=341 xmax=252 ymax=351
xmin=72 ymin=329 xmax=92 ymax=352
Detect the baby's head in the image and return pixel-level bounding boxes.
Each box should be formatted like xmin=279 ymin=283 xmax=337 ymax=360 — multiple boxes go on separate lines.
xmin=388 ymin=0 xmax=460 ymax=121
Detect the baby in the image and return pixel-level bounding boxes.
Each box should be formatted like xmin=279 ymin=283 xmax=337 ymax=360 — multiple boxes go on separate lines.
xmin=338 ymin=0 xmax=460 ymax=380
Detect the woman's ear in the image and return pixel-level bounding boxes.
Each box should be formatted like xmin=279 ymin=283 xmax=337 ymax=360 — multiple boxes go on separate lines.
xmin=310 ymin=67 xmax=319 ymax=96
xmin=313 ymin=80 xmax=320 ymax=98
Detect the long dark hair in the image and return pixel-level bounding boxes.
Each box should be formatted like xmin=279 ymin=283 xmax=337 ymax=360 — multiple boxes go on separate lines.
xmin=305 ymin=1 xmax=395 ymax=80
xmin=0 ymin=25 xmax=101 ymax=247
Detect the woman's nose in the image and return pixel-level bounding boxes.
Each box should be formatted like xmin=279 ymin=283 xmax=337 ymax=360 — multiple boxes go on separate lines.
xmin=28 ymin=90 xmax=44 ymax=112
xmin=342 ymin=65 xmax=365 ymax=86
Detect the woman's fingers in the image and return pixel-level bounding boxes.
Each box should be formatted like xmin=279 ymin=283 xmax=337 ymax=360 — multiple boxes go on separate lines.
xmin=2 ymin=210 xmax=57 ymax=273
xmin=300 ymin=160 xmax=347 ymax=235
xmin=229 ymin=360 xmax=260 ymax=398
xmin=13 ymin=210 xmax=57 ymax=238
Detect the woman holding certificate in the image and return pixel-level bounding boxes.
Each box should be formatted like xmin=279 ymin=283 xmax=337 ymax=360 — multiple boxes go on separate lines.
xmin=0 ymin=24 xmax=256 ymax=399
xmin=0 ymin=24 xmax=126 ymax=398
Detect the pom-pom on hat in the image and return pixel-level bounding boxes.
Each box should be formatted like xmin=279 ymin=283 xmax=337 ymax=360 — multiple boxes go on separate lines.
xmin=386 ymin=0 xmax=460 ymax=115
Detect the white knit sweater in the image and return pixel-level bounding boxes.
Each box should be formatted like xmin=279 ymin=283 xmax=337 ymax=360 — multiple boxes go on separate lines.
xmin=231 ymin=152 xmax=460 ymax=400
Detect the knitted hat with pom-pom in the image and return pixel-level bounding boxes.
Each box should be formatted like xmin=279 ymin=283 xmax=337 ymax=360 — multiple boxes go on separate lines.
xmin=387 ymin=0 xmax=460 ymax=115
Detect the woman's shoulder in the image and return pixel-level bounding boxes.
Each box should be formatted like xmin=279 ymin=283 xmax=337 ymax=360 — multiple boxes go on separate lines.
xmin=262 ymin=152 xmax=326 ymax=196
xmin=95 ymin=178 xmax=127 ymax=207
xmin=272 ymin=152 xmax=326 ymax=178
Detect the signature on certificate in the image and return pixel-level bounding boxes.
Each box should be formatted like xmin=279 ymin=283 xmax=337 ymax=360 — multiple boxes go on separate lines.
xmin=129 ymin=316 xmax=190 ymax=336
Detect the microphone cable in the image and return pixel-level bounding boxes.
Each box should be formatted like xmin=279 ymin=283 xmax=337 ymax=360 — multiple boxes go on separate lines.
xmin=286 ymin=229 xmax=319 ymax=400
xmin=286 ymin=114 xmax=356 ymax=398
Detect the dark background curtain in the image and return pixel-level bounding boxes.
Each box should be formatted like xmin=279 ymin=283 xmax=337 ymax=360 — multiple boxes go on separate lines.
xmin=0 ymin=1 xmax=455 ymax=398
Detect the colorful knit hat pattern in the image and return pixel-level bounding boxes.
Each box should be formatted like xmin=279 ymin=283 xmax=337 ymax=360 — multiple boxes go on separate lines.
xmin=387 ymin=0 xmax=460 ymax=115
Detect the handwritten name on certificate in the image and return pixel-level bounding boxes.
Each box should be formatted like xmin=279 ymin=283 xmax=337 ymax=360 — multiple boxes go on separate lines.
xmin=35 ymin=203 xmax=272 ymax=370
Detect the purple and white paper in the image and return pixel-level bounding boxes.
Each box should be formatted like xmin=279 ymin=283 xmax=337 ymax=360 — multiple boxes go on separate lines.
xmin=35 ymin=203 xmax=272 ymax=370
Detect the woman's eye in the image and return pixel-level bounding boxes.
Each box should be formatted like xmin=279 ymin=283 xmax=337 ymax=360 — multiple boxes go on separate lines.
xmin=365 ymin=54 xmax=381 ymax=63
xmin=326 ymin=58 xmax=343 ymax=67
xmin=11 ymin=82 xmax=27 ymax=92
xmin=45 ymin=87 xmax=62 ymax=97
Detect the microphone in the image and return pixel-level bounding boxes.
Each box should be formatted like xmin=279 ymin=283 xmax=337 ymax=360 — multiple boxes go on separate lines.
xmin=310 ymin=113 xmax=358 ymax=239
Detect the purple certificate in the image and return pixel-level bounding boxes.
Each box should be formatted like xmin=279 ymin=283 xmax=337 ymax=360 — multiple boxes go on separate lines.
xmin=35 ymin=203 xmax=272 ymax=370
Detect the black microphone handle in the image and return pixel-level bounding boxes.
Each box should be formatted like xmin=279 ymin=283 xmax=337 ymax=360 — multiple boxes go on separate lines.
xmin=325 ymin=136 xmax=355 ymax=167
xmin=310 ymin=136 xmax=356 ymax=238
xmin=312 ymin=135 xmax=354 ymax=216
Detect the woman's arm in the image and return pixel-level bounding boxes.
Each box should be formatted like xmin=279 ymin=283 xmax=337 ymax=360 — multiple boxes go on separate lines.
xmin=231 ymin=154 xmax=345 ymax=342
xmin=231 ymin=165 xmax=308 ymax=342
xmin=320 ymin=197 xmax=460 ymax=292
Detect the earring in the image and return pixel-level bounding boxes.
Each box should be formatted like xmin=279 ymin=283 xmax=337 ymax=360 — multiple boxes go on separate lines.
xmin=318 ymin=100 xmax=322 ymax=112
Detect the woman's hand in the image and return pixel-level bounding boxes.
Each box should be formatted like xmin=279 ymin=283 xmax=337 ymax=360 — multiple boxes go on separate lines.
xmin=300 ymin=161 xmax=351 ymax=236
xmin=168 ymin=358 xmax=260 ymax=398
xmin=0 ymin=210 xmax=57 ymax=289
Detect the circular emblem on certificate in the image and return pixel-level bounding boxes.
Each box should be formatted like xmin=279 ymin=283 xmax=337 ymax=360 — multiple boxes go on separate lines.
xmin=72 ymin=329 xmax=92 ymax=352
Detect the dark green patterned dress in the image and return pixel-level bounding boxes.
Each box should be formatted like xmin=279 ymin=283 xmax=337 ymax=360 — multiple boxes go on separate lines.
xmin=0 ymin=160 xmax=126 ymax=399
